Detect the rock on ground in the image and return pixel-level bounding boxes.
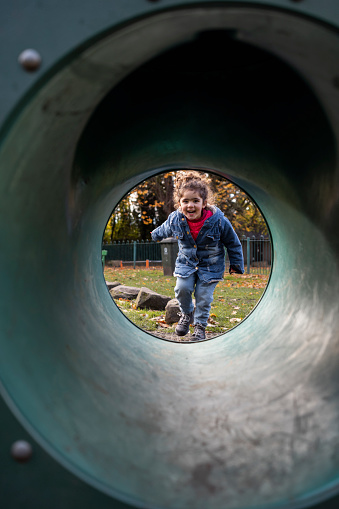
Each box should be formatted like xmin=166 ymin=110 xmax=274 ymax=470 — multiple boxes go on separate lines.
xmin=165 ymin=299 xmax=181 ymax=324
xmin=165 ymin=299 xmax=196 ymax=324
xmin=135 ymin=287 xmax=171 ymax=310
xmin=109 ymin=285 xmax=140 ymax=300
xmin=106 ymin=281 xmax=121 ymax=291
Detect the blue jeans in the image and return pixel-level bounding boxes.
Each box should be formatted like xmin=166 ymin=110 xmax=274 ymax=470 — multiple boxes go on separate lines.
xmin=174 ymin=273 xmax=218 ymax=327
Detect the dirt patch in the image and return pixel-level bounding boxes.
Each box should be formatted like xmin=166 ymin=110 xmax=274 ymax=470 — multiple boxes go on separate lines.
xmin=145 ymin=330 xmax=222 ymax=342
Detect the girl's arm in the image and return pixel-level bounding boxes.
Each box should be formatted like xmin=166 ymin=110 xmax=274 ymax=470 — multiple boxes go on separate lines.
xmin=151 ymin=212 xmax=175 ymax=242
xmin=220 ymin=217 xmax=244 ymax=274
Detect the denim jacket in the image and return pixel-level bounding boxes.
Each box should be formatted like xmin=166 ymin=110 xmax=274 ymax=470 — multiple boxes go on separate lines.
xmin=151 ymin=207 xmax=244 ymax=283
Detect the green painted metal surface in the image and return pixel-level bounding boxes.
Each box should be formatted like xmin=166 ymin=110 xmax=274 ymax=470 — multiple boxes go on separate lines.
xmin=1 ymin=1 xmax=339 ymax=508
xmin=0 ymin=397 xmax=132 ymax=509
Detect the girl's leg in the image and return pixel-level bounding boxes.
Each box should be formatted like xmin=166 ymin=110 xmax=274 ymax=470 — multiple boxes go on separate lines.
xmin=174 ymin=273 xmax=196 ymax=315
xmin=194 ymin=279 xmax=218 ymax=327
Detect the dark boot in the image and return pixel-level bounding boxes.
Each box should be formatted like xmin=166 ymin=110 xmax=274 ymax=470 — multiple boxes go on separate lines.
xmin=191 ymin=323 xmax=206 ymax=341
xmin=175 ymin=312 xmax=193 ymax=336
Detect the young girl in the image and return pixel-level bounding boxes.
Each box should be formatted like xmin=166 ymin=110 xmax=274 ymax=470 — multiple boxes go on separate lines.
xmin=151 ymin=171 xmax=244 ymax=341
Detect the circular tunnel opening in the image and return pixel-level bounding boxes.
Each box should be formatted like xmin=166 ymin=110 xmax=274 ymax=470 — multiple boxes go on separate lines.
xmin=1 ymin=6 xmax=339 ymax=509
xmin=102 ymin=169 xmax=271 ymax=343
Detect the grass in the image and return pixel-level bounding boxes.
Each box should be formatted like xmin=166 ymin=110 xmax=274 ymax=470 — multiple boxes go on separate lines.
xmin=104 ymin=266 xmax=269 ymax=335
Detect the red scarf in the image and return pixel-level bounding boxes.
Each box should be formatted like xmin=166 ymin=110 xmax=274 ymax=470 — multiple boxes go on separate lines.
xmin=187 ymin=209 xmax=213 ymax=241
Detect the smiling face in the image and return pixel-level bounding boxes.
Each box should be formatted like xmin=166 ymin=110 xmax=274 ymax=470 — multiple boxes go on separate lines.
xmin=179 ymin=189 xmax=207 ymax=220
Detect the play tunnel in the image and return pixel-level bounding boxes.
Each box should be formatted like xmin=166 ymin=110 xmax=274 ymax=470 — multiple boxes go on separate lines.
xmin=1 ymin=1 xmax=339 ymax=508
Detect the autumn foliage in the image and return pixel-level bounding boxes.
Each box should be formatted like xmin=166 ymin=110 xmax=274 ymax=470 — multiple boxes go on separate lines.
xmin=103 ymin=171 xmax=268 ymax=243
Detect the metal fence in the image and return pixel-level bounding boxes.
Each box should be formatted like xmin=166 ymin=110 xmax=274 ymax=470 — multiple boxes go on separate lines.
xmin=103 ymin=236 xmax=271 ymax=274
xmin=239 ymin=236 xmax=271 ymax=275
xmin=103 ymin=240 xmax=161 ymax=267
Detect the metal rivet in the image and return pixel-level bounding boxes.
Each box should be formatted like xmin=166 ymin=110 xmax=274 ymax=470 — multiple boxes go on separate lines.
xmin=18 ymin=49 xmax=42 ymax=72
xmin=11 ymin=440 xmax=33 ymax=462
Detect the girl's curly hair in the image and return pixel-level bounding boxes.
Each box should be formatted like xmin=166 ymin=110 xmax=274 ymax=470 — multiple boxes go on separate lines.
xmin=173 ymin=171 xmax=215 ymax=209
